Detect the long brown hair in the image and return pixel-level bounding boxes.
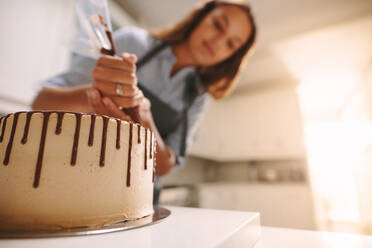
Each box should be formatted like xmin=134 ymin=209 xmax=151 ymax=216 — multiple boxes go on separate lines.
xmin=151 ymin=0 xmax=257 ymax=99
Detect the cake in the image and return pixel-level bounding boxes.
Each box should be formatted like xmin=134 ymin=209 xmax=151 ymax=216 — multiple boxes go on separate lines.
xmin=0 ymin=111 xmax=155 ymax=230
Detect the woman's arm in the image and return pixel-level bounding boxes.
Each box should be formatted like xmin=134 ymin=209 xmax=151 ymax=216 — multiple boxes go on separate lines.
xmin=135 ymin=98 xmax=177 ymax=176
xmin=85 ymin=88 xmax=176 ymax=176
xmin=145 ymin=117 xmax=177 ymax=176
xmin=33 ymin=52 xmax=177 ymax=176
xmin=32 ymin=85 xmax=93 ymax=113
xmin=90 ymin=53 xmax=177 ymax=176
xmin=33 ymin=84 xmax=177 ymax=176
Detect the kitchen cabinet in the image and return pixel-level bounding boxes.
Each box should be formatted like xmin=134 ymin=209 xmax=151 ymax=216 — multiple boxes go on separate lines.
xmin=190 ymin=87 xmax=306 ymax=161
xmin=198 ymin=182 xmax=316 ymax=230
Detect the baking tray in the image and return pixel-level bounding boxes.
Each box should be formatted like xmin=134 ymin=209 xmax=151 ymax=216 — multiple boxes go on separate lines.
xmin=0 ymin=206 xmax=171 ymax=239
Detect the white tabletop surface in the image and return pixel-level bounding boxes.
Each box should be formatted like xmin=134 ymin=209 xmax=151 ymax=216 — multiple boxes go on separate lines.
xmin=0 ymin=206 xmax=261 ymax=248
xmin=2 ymin=206 xmax=372 ymax=248
xmin=255 ymin=226 xmax=372 ymax=248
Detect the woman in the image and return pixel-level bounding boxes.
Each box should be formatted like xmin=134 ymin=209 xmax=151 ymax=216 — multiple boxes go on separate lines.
xmin=32 ymin=0 xmax=257 ymax=203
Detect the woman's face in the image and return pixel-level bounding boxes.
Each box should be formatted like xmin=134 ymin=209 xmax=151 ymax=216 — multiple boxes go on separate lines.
xmin=187 ymin=5 xmax=252 ymax=67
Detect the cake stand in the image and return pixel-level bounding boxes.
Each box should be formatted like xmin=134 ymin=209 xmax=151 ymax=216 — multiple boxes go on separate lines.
xmin=0 ymin=206 xmax=171 ymax=239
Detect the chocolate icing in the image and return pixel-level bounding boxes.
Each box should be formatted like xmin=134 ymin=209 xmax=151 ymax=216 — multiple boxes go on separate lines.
xmin=144 ymin=129 xmax=148 ymax=170
xmin=70 ymin=113 xmax=82 ymax=166
xmin=3 ymin=113 xmax=20 ymax=165
xmin=137 ymin=125 xmax=141 ymax=144
xmin=0 ymin=117 xmax=3 ymax=135
xmin=55 ymin=112 xmax=64 ymax=135
xmin=33 ymin=112 xmax=51 ymax=188
xmin=106 ymin=30 xmax=116 ymax=55
xmin=0 ymin=115 xmax=9 ymax=142
xmin=100 ymin=30 xmax=116 ymax=56
xmin=126 ymin=122 xmax=133 ymax=187
xmin=88 ymin=115 xmax=96 ymax=146
xmin=116 ymin=119 xmax=121 ymax=149
xmin=100 ymin=117 xmax=109 ymax=167
xmin=21 ymin=112 xmax=33 ymax=144
xmin=1 ymin=111 xmax=154 ymax=188
xmin=150 ymin=132 xmax=153 ymax=159
xmin=152 ymin=140 xmax=156 ymax=183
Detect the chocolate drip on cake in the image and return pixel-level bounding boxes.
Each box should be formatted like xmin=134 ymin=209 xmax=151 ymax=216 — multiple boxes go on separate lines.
xmin=70 ymin=113 xmax=82 ymax=166
xmin=137 ymin=125 xmax=141 ymax=144
xmin=0 ymin=111 xmax=152 ymax=188
xmin=3 ymin=113 xmax=20 ymax=165
xmin=126 ymin=122 xmax=133 ymax=187
xmin=152 ymin=141 xmax=156 ymax=183
xmin=100 ymin=117 xmax=109 ymax=167
xmin=88 ymin=115 xmax=96 ymax=146
xmin=21 ymin=112 xmax=33 ymax=144
xmin=55 ymin=112 xmax=64 ymax=135
xmin=150 ymin=131 xmax=153 ymax=159
xmin=144 ymin=129 xmax=148 ymax=170
xmin=33 ymin=112 xmax=51 ymax=188
xmin=0 ymin=115 xmax=10 ymax=143
xmin=116 ymin=119 xmax=121 ymax=149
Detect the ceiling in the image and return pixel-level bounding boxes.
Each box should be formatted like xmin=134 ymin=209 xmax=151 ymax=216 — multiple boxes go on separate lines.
xmin=115 ymin=0 xmax=372 ymax=46
xmin=114 ymin=0 xmax=372 ymax=92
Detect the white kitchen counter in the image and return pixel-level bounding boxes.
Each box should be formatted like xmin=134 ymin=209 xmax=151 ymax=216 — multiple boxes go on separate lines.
xmin=2 ymin=206 xmax=371 ymax=248
xmin=255 ymin=226 xmax=372 ymax=248
xmin=0 ymin=206 xmax=261 ymax=248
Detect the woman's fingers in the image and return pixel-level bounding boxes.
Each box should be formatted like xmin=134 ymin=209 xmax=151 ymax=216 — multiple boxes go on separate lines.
xmin=138 ymin=96 xmax=151 ymax=112
xmin=93 ymin=53 xmax=137 ymax=87
xmin=102 ymin=97 xmax=133 ymax=122
xmin=86 ymin=88 xmax=133 ymax=121
xmin=96 ymin=55 xmax=136 ymax=73
xmin=86 ymin=88 xmax=108 ymax=116
xmin=120 ymin=53 xmax=138 ymax=64
xmin=94 ymin=80 xmax=138 ymax=97
xmin=110 ymin=90 xmax=144 ymax=108
xmin=93 ymin=66 xmax=137 ymax=86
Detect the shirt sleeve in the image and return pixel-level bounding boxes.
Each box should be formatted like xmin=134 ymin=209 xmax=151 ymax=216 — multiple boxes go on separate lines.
xmin=40 ymin=55 xmax=96 ymax=89
xmin=164 ymin=94 xmax=209 ymax=167
xmin=38 ymin=27 xmax=151 ymax=90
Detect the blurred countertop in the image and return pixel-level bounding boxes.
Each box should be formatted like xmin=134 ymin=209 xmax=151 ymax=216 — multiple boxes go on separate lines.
xmin=255 ymin=226 xmax=372 ymax=248
xmin=1 ymin=206 xmax=371 ymax=248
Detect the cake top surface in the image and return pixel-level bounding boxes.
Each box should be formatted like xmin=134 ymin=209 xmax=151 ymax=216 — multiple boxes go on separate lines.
xmin=0 ymin=111 xmax=155 ymax=188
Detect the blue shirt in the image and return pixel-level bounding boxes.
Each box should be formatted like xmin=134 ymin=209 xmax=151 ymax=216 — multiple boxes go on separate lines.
xmin=40 ymin=27 xmax=208 ymax=167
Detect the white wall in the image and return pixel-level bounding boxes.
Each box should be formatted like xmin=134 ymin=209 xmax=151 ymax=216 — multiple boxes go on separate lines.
xmin=0 ymin=0 xmax=137 ymax=114
xmin=0 ymin=0 xmax=77 ymax=113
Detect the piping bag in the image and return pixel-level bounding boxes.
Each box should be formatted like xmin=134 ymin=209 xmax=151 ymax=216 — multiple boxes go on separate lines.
xmin=74 ymin=0 xmax=140 ymax=123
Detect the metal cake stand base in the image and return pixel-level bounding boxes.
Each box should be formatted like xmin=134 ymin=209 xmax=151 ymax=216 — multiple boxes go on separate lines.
xmin=0 ymin=207 xmax=171 ymax=239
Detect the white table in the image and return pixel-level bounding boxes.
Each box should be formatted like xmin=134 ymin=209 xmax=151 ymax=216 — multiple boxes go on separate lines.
xmin=255 ymin=226 xmax=372 ymax=248
xmin=0 ymin=206 xmax=261 ymax=248
xmin=2 ymin=206 xmax=372 ymax=248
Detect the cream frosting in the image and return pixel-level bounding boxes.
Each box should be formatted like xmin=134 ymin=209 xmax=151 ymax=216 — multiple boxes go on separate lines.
xmin=0 ymin=111 xmax=155 ymax=229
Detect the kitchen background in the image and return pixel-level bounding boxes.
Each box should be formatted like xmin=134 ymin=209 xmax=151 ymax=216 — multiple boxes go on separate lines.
xmin=1 ymin=0 xmax=372 ymax=235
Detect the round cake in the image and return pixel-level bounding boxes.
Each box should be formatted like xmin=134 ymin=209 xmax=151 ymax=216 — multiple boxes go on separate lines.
xmin=0 ymin=111 xmax=155 ymax=230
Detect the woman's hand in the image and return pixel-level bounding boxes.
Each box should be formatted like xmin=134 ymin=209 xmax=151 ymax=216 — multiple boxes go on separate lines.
xmin=93 ymin=53 xmax=143 ymax=108
xmin=90 ymin=53 xmax=176 ymax=175
xmin=86 ymin=87 xmax=152 ymax=124
xmin=86 ymin=87 xmax=132 ymax=121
